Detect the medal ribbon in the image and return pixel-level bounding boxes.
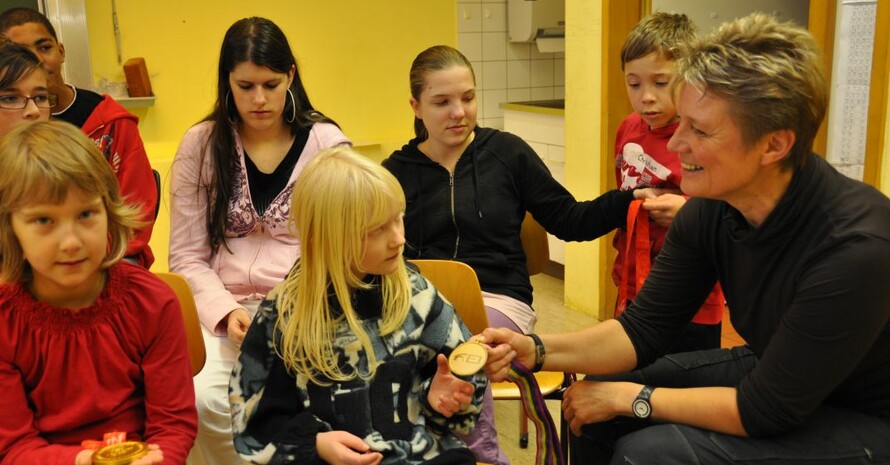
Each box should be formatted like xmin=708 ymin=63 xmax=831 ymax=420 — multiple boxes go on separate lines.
xmin=505 ymin=361 xmax=566 ymax=465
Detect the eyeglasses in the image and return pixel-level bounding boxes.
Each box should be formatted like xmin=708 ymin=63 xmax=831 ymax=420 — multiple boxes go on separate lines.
xmin=0 ymin=94 xmax=59 ymax=110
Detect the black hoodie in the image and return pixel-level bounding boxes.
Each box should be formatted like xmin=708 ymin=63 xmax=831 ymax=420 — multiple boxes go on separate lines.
xmin=383 ymin=127 xmax=634 ymax=306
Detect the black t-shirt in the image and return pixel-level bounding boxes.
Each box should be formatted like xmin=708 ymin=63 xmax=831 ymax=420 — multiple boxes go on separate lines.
xmin=53 ymin=86 xmax=103 ymax=128
xmin=244 ymin=127 xmax=310 ymax=216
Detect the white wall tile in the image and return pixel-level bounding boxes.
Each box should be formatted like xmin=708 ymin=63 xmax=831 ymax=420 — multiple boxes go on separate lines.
xmin=548 ymin=158 xmax=565 ymax=184
xmin=458 ymin=3 xmax=561 ymax=114
xmin=507 ymin=88 xmax=531 ymax=102
xmin=530 ymin=87 xmax=555 ymax=100
xmin=481 ymin=117 xmax=504 ymax=130
xmin=527 ymin=141 xmax=549 ymax=161
xmin=482 ymin=61 xmax=507 ymax=90
xmin=482 ymin=32 xmax=507 ymax=61
xmin=548 ymin=144 xmax=565 ymax=163
xmin=506 ymin=42 xmax=531 ymax=61
xmin=531 ymin=60 xmax=554 ymax=87
xmin=507 ymin=60 xmax=531 ymax=88
xmin=458 ymin=33 xmax=483 ymax=62
xmin=475 ymin=90 xmax=486 ymax=120
xmin=471 ymin=60 xmax=485 ymax=90
xmin=458 ymin=3 xmax=482 ymax=33
xmin=483 ymin=88 xmax=508 ymax=119
xmin=481 ymin=3 xmax=506 ymax=32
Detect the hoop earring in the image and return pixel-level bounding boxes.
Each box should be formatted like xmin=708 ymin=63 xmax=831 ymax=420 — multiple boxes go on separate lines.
xmin=285 ymin=88 xmax=296 ymax=124
xmin=225 ymin=90 xmax=238 ymax=125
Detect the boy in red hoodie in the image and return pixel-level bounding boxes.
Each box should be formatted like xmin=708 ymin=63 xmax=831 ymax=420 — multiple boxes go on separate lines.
xmin=0 ymin=7 xmax=156 ymax=268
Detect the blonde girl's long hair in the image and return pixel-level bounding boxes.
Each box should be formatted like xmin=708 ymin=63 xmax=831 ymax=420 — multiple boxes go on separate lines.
xmin=0 ymin=121 xmax=144 ymax=283
xmin=276 ymin=146 xmax=411 ymax=384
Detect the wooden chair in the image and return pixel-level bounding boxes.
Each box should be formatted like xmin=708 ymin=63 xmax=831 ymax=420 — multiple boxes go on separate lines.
xmin=154 ymin=272 xmax=206 ymax=376
xmin=410 ymin=258 xmax=569 ymax=463
xmin=520 ymin=211 xmax=550 ymax=276
xmin=152 ymin=169 xmax=162 ymax=220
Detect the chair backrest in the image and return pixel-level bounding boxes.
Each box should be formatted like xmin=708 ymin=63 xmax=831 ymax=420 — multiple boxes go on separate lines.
xmin=409 ymin=259 xmax=489 ymax=335
xmin=154 ymin=272 xmax=206 ymax=376
xmin=520 ymin=212 xmax=549 ymax=276
xmin=152 ymin=169 xmax=161 ymax=220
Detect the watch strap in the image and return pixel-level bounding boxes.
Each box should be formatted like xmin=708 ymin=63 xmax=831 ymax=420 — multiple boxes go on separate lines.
xmin=529 ymin=333 xmax=546 ymax=372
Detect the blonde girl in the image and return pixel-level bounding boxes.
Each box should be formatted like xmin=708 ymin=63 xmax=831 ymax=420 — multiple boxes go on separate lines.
xmin=0 ymin=121 xmax=197 ymax=465
xmin=231 ymin=147 xmax=486 ymax=465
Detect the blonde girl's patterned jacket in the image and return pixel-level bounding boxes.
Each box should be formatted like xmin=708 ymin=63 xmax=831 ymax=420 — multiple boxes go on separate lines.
xmin=229 ymin=265 xmax=486 ymax=465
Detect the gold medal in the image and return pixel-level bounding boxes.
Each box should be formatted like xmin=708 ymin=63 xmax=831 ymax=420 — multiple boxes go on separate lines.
xmin=92 ymin=441 xmax=149 ymax=465
xmin=448 ymin=341 xmax=488 ymax=377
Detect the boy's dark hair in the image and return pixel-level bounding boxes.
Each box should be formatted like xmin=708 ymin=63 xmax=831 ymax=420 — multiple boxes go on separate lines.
xmin=621 ymin=12 xmax=696 ymax=70
xmin=0 ymin=8 xmax=58 ymax=40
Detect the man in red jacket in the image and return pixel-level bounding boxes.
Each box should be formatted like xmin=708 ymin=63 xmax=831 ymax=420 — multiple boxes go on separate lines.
xmin=0 ymin=7 xmax=156 ymax=268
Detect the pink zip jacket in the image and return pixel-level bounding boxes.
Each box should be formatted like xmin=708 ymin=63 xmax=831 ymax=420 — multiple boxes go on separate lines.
xmin=168 ymin=121 xmax=350 ymax=333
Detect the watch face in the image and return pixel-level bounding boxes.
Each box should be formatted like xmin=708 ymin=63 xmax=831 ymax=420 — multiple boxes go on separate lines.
xmin=633 ymin=399 xmax=651 ymax=418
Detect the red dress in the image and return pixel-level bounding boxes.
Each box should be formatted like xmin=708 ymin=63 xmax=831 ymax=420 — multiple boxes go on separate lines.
xmin=0 ymin=262 xmax=197 ymax=465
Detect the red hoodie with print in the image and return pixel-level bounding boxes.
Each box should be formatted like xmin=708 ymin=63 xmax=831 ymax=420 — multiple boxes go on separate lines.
xmin=82 ymin=95 xmax=156 ymax=268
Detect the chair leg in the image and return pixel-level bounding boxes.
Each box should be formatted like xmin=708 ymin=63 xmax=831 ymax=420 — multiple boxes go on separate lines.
xmin=560 ymin=406 xmax=569 ymax=465
xmin=519 ymin=403 xmax=529 ymax=448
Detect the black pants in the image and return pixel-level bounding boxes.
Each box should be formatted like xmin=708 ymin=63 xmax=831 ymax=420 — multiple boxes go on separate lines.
xmin=573 ymin=346 xmax=890 ymax=465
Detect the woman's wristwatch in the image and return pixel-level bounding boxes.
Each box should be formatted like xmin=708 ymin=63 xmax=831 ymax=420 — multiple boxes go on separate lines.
xmin=632 ymin=385 xmax=654 ymax=419
xmin=528 ymin=333 xmax=545 ymax=372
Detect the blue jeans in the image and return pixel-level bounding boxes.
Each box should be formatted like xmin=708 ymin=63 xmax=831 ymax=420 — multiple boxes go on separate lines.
xmin=573 ymin=346 xmax=890 ymax=464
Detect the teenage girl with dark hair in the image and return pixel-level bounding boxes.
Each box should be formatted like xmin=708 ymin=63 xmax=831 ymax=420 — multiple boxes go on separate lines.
xmin=169 ymin=16 xmax=350 ymax=465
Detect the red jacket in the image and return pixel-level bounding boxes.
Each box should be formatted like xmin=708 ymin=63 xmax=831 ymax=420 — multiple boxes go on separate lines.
xmin=82 ymin=95 xmax=156 ymax=268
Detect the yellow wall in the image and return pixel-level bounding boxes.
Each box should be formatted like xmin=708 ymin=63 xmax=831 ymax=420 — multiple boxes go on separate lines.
xmin=82 ymin=1 xmax=456 ymax=270
xmin=563 ymin=0 xmax=604 ymax=315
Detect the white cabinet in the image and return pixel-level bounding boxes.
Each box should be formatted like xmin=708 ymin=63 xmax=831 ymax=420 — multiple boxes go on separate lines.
xmin=502 ymin=102 xmax=566 ymax=265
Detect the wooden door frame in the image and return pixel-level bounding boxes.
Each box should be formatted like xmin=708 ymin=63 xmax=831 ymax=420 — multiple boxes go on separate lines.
xmin=864 ymin=0 xmax=888 ymax=188
xmin=597 ymin=0 xmax=641 ymax=320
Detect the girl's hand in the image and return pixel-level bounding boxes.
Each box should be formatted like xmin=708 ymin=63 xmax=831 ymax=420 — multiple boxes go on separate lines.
xmin=129 ymin=444 xmax=164 ymax=465
xmin=74 ymin=449 xmax=93 ymax=465
xmin=226 ymin=308 xmax=251 ymax=348
xmin=642 ymin=193 xmax=687 ymax=227
xmin=476 ymin=328 xmax=527 ymax=382
xmin=317 ymin=431 xmax=382 ymax=465
xmin=428 ymin=354 xmax=475 ymax=417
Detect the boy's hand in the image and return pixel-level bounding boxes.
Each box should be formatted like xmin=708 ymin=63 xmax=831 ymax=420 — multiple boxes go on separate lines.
xmin=226 ymin=308 xmax=251 ymax=348
xmin=317 ymin=431 xmax=382 ymax=465
xmin=633 ymin=186 xmax=682 ymax=200
xmin=429 ymin=354 xmax=475 ymax=417
xmin=642 ymin=193 xmax=687 ymax=227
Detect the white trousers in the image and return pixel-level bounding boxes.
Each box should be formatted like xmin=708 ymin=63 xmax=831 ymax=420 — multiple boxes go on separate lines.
xmin=186 ymin=302 xmax=259 ymax=465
